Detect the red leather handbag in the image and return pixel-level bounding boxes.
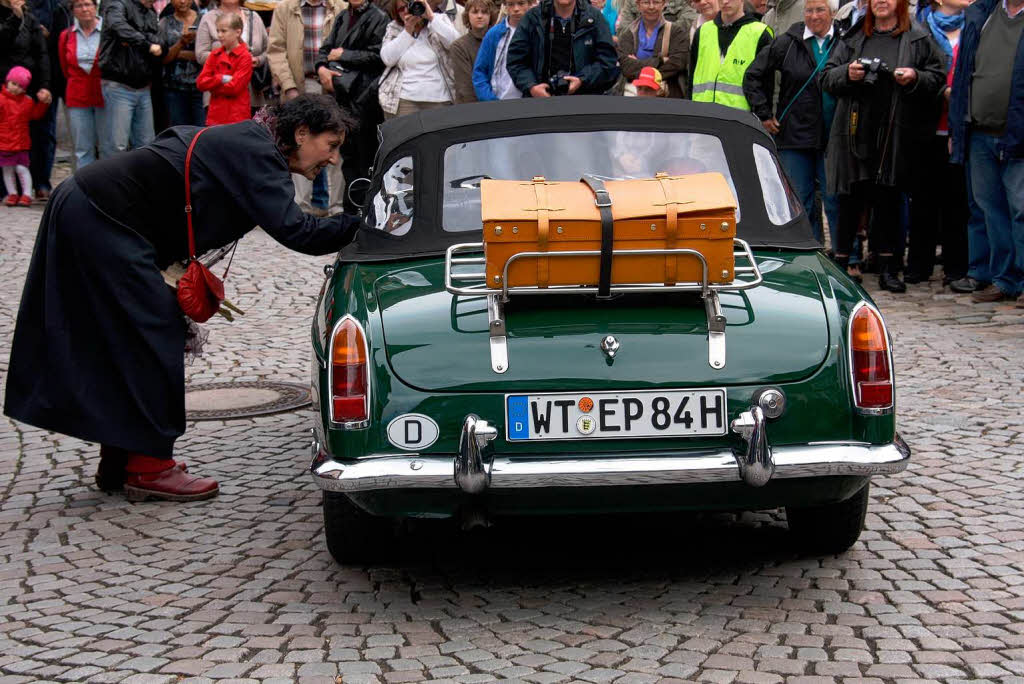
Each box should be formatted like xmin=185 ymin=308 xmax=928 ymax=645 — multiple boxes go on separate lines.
xmin=176 ymin=128 xmax=227 ymax=323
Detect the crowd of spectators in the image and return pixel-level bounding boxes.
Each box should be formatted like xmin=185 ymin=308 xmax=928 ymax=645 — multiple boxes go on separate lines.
xmin=0 ymin=0 xmax=1020 ymax=305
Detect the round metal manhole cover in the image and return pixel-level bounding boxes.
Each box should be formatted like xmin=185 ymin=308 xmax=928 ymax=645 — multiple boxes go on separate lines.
xmin=185 ymin=381 xmax=312 ymax=420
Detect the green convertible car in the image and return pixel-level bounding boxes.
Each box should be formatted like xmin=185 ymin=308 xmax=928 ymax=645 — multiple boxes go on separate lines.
xmin=309 ymin=97 xmax=910 ymax=564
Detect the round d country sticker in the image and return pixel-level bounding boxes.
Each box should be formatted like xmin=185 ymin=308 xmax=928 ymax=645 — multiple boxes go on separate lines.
xmin=577 ymin=415 xmax=596 ymax=435
xmin=387 ymin=414 xmax=440 ymax=451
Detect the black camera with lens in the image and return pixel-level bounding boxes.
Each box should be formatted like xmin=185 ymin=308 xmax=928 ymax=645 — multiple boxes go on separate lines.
xmin=856 ymin=57 xmax=891 ymax=85
xmin=547 ymin=71 xmax=571 ymax=96
xmin=408 ymin=0 xmax=427 ymax=16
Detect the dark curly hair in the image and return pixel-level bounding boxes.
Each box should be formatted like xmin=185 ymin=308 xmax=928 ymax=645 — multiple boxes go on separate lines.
xmin=269 ymin=94 xmax=358 ymax=159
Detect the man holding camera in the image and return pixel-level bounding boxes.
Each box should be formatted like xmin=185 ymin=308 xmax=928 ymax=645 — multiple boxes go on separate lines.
xmin=505 ymin=0 xmax=619 ymax=97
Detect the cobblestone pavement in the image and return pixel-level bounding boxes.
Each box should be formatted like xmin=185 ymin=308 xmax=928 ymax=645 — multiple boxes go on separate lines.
xmin=2 ymin=197 xmax=1024 ymax=684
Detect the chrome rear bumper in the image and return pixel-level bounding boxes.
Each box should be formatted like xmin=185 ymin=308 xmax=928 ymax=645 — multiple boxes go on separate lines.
xmin=310 ymin=432 xmax=910 ymax=494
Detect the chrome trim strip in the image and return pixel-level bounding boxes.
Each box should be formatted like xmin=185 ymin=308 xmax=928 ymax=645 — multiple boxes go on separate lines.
xmin=502 ymin=248 xmax=713 ymax=299
xmin=310 ymin=438 xmax=910 ymax=493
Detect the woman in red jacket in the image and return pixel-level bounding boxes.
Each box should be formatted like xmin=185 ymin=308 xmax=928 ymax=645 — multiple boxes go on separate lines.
xmin=59 ymin=0 xmax=109 ymax=168
xmin=196 ymin=13 xmax=252 ymax=125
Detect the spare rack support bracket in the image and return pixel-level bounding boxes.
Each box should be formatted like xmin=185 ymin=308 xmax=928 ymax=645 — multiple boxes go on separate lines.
xmin=446 ymin=241 xmax=764 ymax=375
xmin=703 ymin=290 xmax=727 ymax=370
xmin=488 ymin=295 xmax=508 ymax=374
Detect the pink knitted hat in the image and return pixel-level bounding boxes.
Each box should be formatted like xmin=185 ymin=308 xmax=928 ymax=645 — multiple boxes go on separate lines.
xmin=5 ymin=66 xmax=32 ymax=89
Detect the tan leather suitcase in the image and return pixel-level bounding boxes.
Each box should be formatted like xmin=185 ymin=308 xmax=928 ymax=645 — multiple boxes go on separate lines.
xmin=481 ymin=173 xmax=738 ymax=291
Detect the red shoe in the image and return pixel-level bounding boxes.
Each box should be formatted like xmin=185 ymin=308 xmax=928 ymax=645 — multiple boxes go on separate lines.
xmin=123 ymin=455 xmax=218 ymax=502
xmin=95 ymin=446 xmax=188 ymax=493
xmin=17 ymin=195 xmax=32 ymax=207
xmin=4 ymin=194 xmax=17 ymax=206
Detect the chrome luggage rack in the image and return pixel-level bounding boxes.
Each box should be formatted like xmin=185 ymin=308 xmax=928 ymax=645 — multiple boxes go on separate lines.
xmin=444 ymin=238 xmax=765 ymax=374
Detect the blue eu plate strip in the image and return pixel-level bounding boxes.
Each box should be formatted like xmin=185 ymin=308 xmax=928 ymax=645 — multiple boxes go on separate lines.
xmin=507 ymin=395 xmax=530 ymax=440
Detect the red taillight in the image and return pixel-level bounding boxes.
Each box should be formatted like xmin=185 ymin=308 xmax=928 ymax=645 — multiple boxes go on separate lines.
xmin=850 ymin=305 xmax=892 ymax=410
xmin=330 ymin=317 xmax=368 ymax=424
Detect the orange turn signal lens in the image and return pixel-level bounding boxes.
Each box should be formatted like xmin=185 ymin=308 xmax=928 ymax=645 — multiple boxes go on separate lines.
xmin=332 ymin=318 xmax=367 ymax=366
xmin=850 ymin=306 xmax=888 ymax=352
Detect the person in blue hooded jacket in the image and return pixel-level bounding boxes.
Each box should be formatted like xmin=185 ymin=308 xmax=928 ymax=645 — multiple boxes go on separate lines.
xmin=473 ymin=0 xmax=533 ymax=100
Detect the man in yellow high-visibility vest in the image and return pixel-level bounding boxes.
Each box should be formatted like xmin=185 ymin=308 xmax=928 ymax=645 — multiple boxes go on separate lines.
xmin=687 ymin=0 xmax=773 ymax=110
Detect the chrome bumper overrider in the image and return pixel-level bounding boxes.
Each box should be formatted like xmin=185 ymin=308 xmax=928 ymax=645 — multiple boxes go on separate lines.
xmin=310 ymin=426 xmax=911 ymax=494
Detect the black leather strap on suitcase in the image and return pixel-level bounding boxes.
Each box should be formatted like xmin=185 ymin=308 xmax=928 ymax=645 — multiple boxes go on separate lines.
xmin=580 ymin=175 xmax=614 ymax=298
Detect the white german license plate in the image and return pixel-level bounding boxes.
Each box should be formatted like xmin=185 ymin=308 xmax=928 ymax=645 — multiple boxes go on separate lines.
xmin=505 ymin=389 xmax=727 ymax=441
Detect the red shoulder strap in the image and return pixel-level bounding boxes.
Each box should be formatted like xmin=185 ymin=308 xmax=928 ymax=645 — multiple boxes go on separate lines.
xmin=184 ymin=127 xmax=212 ymax=260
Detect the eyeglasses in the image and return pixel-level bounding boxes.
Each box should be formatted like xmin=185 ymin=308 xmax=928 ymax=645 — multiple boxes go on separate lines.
xmin=637 ymin=0 xmax=664 ymax=6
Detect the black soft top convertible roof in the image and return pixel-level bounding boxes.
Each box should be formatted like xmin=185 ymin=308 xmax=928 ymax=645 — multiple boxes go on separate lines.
xmin=342 ymin=97 xmax=818 ymax=262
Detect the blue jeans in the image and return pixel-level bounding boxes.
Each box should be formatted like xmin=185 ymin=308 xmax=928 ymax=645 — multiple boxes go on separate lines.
xmin=101 ymin=80 xmax=155 ymax=153
xmin=778 ymin=148 xmax=840 ymax=249
xmin=965 ymin=162 xmax=990 ymax=283
xmin=968 ymin=131 xmax=1024 ymax=296
xmin=67 ymin=106 xmax=111 ymax=168
xmin=164 ymin=88 xmax=205 ymax=127
xmin=311 ymin=167 xmax=329 ymax=209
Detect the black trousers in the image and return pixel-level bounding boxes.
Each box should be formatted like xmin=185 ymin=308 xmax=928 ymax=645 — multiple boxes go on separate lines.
xmin=28 ymin=101 xmax=57 ymax=192
xmin=341 ymin=122 xmax=378 ymax=214
xmin=907 ymin=135 xmax=969 ymax=279
xmin=837 ymin=181 xmax=902 ymax=258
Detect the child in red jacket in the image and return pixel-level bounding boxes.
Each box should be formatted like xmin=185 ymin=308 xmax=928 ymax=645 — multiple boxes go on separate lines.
xmin=1 ymin=67 xmax=50 ymax=207
xmin=196 ymin=13 xmax=252 ymax=125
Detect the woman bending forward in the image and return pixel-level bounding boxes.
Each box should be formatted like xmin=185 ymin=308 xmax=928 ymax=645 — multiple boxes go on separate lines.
xmin=4 ymin=95 xmax=363 ymax=502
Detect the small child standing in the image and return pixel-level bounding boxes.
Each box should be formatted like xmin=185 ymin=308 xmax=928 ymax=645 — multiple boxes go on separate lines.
xmin=0 ymin=67 xmax=50 ymax=207
xmin=196 ymin=13 xmax=253 ymax=126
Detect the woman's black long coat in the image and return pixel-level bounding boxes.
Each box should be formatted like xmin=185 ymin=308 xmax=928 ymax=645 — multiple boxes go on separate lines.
xmin=315 ymin=4 xmax=388 ymax=115
xmin=4 ymin=121 xmax=362 ymax=458
xmin=0 ymin=4 xmax=50 ymax=95
xmin=315 ymin=4 xmax=388 ymax=203
xmin=819 ymin=22 xmax=946 ymax=195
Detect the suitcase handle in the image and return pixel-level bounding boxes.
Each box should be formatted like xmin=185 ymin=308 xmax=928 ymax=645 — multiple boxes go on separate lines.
xmin=580 ymin=175 xmax=614 ymax=298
